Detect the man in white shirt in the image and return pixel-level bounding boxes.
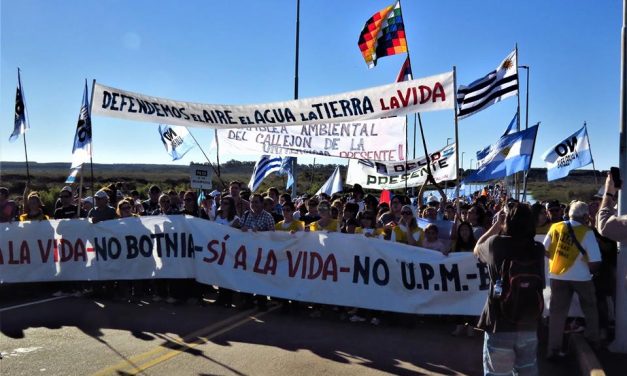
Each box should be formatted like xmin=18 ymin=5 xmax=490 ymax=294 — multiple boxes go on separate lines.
xmin=543 ymin=201 xmax=602 ymax=359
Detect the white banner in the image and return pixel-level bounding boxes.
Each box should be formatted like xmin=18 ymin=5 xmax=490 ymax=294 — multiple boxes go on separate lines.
xmin=91 ymin=71 xmax=454 ymax=129
xmin=216 ymin=118 xmax=406 ymax=161
xmin=346 ymin=143 xmax=457 ymax=190
xmin=0 ymin=216 xmax=488 ymax=315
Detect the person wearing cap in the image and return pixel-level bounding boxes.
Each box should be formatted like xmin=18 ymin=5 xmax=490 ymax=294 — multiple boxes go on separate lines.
xmin=597 ymin=172 xmax=627 ymax=242
xmin=0 ymin=187 xmax=18 ymax=222
xmin=418 ymin=174 xmax=448 ymax=220
xmin=142 ymin=185 xmax=162 ymax=215
xmin=545 ymin=200 xmax=563 ymax=224
xmin=88 ymin=190 xmax=117 ymax=223
xmin=19 ymin=192 xmax=49 ymax=221
xmin=54 ymin=186 xmax=84 ymax=219
xmin=82 ymin=197 xmax=95 ymax=213
xmin=543 ymin=201 xmax=602 ymax=359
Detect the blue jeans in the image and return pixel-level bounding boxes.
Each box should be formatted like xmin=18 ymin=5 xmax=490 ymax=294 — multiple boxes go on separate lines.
xmin=483 ymin=331 xmax=538 ymax=376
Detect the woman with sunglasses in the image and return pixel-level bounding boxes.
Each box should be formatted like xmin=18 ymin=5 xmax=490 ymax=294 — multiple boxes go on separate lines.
xmin=307 ymin=201 xmax=339 ymax=232
xmin=116 ymin=199 xmax=138 ymax=218
xmin=390 ymin=205 xmax=423 ymax=246
xmin=275 ymin=201 xmax=304 ymax=233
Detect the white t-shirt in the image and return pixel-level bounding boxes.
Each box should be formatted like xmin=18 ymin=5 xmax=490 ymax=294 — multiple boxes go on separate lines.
xmin=215 ymin=215 xmax=239 ymax=227
xmin=543 ymin=220 xmax=602 ymax=281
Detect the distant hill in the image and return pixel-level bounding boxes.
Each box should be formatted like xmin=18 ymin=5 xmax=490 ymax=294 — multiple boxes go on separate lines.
xmin=0 ymin=161 xmax=604 ymax=203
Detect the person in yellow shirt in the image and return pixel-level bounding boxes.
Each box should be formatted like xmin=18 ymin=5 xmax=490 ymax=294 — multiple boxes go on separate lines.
xmin=390 ymin=205 xmax=423 ymax=246
xmin=307 ymin=201 xmax=339 ymax=232
xmin=355 ymin=211 xmax=385 ymax=239
xmin=19 ymin=193 xmax=49 ymax=221
xmin=275 ymin=201 xmax=305 ymax=233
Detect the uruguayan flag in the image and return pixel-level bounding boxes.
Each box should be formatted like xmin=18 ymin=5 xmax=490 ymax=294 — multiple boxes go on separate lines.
xmin=248 ymin=155 xmax=295 ymax=192
xmin=542 ymin=124 xmax=592 ymax=181
xmin=158 ymin=124 xmax=195 ymax=161
xmin=464 ymin=124 xmax=538 ymax=183
xmin=71 ymin=81 xmax=93 ymax=168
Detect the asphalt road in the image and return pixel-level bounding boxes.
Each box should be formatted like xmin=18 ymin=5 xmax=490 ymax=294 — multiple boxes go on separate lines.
xmin=0 ymin=289 xmax=578 ymax=376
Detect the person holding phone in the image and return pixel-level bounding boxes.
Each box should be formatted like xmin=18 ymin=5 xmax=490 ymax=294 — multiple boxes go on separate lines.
xmin=597 ymin=168 xmax=627 ymax=242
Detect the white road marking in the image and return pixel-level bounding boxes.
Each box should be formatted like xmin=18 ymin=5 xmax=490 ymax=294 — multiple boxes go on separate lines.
xmin=0 ymin=296 xmax=68 ymax=312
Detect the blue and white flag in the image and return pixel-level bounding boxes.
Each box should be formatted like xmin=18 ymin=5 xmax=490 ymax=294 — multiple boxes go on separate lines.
xmin=248 ymin=155 xmax=295 ymax=192
xmin=316 ymin=166 xmax=343 ymax=196
xmin=457 ymin=49 xmax=518 ymax=119
xmin=9 ymin=69 xmax=29 ymax=143
xmin=65 ymin=168 xmax=80 ymax=184
xmin=542 ymin=124 xmax=592 ymax=181
xmin=70 ymin=81 xmax=93 ymax=168
xmin=475 ymin=113 xmax=519 ymax=162
xmin=464 ymin=124 xmax=539 ymax=183
xmin=158 ymin=124 xmax=195 ymax=161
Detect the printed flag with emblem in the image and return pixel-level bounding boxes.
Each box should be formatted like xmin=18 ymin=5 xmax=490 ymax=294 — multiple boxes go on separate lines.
xmin=457 ymin=49 xmax=519 ymax=119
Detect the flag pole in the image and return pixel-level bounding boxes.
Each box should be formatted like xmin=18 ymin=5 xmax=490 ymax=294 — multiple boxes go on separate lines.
xmin=188 ymin=129 xmax=227 ymax=188
xmin=77 ymin=166 xmax=84 ymax=218
xmin=89 ymin=79 xmax=97 ymax=198
xmin=610 ymin=0 xmax=627 ymax=353
xmin=22 ymin=129 xmax=31 ymax=186
xmin=514 ymin=43 xmax=522 ymax=200
xmin=399 ymin=0 xmax=434 ymax=192
xmin=521 ymin=122 xmax=540 ymax=202
xmin=583 ymin=122 xmax=599 ymax=186
xmin=214 ymin=129 xmax=222 ymax=178
xmin=290 ymin=0 xmax=300 ymax=199
xmin=453 ymin=66 xmax=461 ymax=212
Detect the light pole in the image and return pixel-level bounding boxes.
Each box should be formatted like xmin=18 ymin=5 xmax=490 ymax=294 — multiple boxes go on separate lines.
xmin=446 ymin=137 xmax=452 ymax=146
xmin=469 ymin=158 xmax=474 ymax=195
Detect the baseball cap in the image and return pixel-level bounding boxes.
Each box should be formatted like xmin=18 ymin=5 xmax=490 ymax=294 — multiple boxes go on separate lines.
xmin=94 ymin=190 xmax=108 ymax=199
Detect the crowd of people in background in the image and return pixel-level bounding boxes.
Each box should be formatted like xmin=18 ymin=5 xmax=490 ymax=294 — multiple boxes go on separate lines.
xmin=0 ymin=171 xmax=623 ymax=372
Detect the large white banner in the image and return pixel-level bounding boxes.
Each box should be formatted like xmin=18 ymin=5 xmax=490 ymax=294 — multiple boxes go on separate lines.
xmin=346 ymin=143 xmax=457 ymax=190
xmin=91 ymin=71 xmax=454 ymax=129
xmin=0 ymin=216 xmax=488 ymax=315
xmin=215 ymin=117 xmax=406 ymax=161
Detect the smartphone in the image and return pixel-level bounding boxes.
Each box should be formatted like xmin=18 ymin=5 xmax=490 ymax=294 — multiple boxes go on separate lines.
xmin=611 ymin=167 xmax=622 ymax=189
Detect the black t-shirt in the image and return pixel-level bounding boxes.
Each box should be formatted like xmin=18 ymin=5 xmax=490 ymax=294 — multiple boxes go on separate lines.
xmin=476 ymin=235 xmax=545 ymax=333
xmin=54 ymin=204 xmax=82 ymax=219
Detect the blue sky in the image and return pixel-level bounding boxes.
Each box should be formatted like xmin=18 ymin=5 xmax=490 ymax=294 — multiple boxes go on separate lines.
xmin=0 ymin=1 xmax=621 ymax=175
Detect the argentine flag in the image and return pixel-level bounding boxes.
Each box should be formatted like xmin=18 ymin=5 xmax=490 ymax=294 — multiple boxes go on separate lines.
xmin=542 ymin=125 xmax=592 ymax=181
xmin=464 ymin=124 xmax=539 ymax=183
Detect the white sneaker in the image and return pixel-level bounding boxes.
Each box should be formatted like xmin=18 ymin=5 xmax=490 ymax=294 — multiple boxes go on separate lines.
xmin=370 ymin=317 xmax=381 ymax=326
xmin=151 ymin=295 xmax=162 ymax=302
xmin=52 ymin=291 xmax=66 ymax=297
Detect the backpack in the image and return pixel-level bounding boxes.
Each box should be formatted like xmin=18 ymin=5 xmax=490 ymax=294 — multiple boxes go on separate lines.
xmin=497 ymin=253 xmax=544 ymax=324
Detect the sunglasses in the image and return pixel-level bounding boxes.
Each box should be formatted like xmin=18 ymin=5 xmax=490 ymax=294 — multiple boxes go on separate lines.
xmin=184 ymin=198 xmax=194 ymax=202
xmin=401 ymin=211 xmax=413 ymax=215
xmin=160 ymin=200 xmax=170 ymax=204
xmin=60 ymin=195 xmax=71 ymax=199
xmin=120 ymin=206 xmax=131 ymax=210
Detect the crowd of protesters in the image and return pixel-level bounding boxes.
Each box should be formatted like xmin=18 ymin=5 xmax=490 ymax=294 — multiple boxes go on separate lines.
xmin=1 ymin=171 xmax=622 ymax=373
